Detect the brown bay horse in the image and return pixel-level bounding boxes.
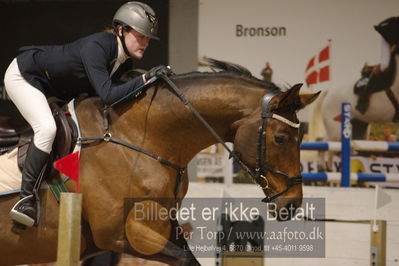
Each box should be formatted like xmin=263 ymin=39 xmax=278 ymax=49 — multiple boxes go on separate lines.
xmin=0 ymin=60 xmax=319 ymax=265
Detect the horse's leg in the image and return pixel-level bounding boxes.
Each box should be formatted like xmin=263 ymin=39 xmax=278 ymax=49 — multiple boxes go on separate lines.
xmin=326 ymin=151 xmax=336 ymax=173
xmin=317 ymin=150 xmax=327 ymax=172
xmin=122 ymin=183 xmax=198 ymax=265
xmin=78 ymin=142 xmax=198 ymax=266
xmin=122 ymin=205 xmax=200 ymax=266
xmin=163 ymin=220 xmax=201 ymax=265
xmin=352 ymin=119 xmax=369 ymax=140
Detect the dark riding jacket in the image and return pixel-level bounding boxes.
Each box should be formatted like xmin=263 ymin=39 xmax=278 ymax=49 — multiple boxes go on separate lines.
xmin=16 ymin=32 xmax=144 ymax=105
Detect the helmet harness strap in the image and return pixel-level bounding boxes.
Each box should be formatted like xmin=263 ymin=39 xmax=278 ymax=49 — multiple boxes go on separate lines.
xmin=119 ymin=26 xmax=132 ymax=58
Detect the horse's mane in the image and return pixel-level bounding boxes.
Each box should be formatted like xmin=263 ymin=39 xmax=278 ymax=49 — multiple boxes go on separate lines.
xmin=173 ymin=57 xmax=280 ymax=91
xmin=116 ymin=57 xmax=281 ymax=91
xmin=199 ymin=57 xmax=253 ymax=77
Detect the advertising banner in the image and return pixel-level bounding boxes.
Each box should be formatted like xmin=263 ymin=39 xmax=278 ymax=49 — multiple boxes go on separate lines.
xmin=199 ymin=0 xmax=398 ymax=123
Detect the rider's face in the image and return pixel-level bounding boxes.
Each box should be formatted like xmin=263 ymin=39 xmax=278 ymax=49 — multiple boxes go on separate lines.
xmin=119 ymin=27 xmax=150 ymax=59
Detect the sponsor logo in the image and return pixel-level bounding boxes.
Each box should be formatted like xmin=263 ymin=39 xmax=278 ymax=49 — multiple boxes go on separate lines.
xmin=236 ymin=24 xmax=287 ymax=37
xmin=342 ymin=103 xmax=351 ymax=139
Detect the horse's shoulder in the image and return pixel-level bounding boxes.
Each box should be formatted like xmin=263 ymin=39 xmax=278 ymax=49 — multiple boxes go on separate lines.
xmin=75 ymin=96 xmax=102 ymax=108
xmin=74 ymin=96 xmax=104 ymax=120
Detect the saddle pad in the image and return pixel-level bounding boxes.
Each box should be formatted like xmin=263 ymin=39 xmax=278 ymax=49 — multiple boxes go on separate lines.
xmin=0 ymin=149 xmax=21 ymax=195
xmin=0 ymin=99 xmax=80 ymax=199
xmin=0 ymin=147 xmax=69 ymax=200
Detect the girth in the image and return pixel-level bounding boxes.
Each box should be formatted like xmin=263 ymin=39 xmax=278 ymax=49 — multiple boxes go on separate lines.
xmin=76 ymin=79 xmax=185 ymax=200
xmin=78 ymin=104 xmax=186 ymax=200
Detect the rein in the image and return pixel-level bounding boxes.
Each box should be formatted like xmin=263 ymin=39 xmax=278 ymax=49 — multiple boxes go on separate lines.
xmin=78 ymin=74 xmax=302 ymax=202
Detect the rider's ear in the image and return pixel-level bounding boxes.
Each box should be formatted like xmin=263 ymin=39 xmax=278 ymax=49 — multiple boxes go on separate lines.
xmin=117 ymin=25 xmax=123 ymax=37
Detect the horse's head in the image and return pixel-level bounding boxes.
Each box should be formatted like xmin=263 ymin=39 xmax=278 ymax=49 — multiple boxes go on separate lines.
xmin=233 ymin=83 xmax=319 ymax=219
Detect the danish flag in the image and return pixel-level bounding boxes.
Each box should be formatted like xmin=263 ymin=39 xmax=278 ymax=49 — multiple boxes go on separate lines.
xmin=305 ymin=42 xmax=331 ymax=86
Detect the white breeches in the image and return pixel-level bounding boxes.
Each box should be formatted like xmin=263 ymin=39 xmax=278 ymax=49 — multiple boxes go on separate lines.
xmin=380 ymin=37 xmax=391 ymax=71
xmin=3 ymin=58 xmax=56 ymax=154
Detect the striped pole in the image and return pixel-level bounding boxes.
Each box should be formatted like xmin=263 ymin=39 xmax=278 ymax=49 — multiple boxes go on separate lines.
xmin=300 ymin=142 xmax=341 ymax=151
xmin=302 ymin=172 xmax=399 ymax=182
xmin=301 ymin=141 xmax=399 ymax=152
xmin=351 ymin=140 xmax=399 ymax=151
xmin=341 ymin=103 xmax=351 ymax=187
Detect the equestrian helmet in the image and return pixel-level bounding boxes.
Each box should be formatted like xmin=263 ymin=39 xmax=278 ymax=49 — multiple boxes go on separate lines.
xmin=374 ymin=16 xmax=399 ymax=46
xmin=113 ymin=1 xmax=159 ymax=40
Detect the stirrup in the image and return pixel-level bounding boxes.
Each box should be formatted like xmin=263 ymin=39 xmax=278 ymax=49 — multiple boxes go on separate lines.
xmin=9 ymin=195 xmax=35 ymax=227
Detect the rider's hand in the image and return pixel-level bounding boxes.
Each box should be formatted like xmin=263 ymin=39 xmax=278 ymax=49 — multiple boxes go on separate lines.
xmin=144 ymin=65 xmax=173 ymax=82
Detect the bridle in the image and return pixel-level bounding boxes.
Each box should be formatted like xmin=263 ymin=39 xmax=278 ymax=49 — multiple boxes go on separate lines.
xmin=219 ymin=89 xmax=303 ymax=203
xmin=254 ymin=91 xmax=303 ymax=203
xmin=79 ymin=75 xmax=303 ymax=203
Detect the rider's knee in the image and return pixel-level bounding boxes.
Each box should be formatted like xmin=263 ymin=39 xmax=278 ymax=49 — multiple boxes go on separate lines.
xmin=33 ymin=120 xmax=57 ymax=152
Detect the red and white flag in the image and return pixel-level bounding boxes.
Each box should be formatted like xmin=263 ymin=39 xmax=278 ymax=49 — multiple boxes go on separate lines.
xmin=305 ymin=41 xmax=331 ymax=86
xmin=54 ymin=151 xmax=80 ymax=192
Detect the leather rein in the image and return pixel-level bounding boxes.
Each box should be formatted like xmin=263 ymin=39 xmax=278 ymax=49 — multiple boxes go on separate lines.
xmin=78 ymin=75 xmax=302 ymax=202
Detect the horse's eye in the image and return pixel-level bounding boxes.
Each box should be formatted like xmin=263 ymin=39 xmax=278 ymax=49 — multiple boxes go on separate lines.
xmin=274 ymin=135 xmax=285 ymax=145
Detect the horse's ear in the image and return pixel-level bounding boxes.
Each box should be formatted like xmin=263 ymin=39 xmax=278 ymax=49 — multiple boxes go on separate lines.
xmin=269 ymin=83 xmax=302 ymax=111
xmin=274 ymin=83 xmax=320 ymax=111
xmin=289 ymin=83 xmax=303 ymax=95
xmin=297 ymin=91 xmax=321 ymax=110
xmin=279 ymin=83 xmax=302 ymax=106
xmin=284 ymin=83 xmax=320 ymax=110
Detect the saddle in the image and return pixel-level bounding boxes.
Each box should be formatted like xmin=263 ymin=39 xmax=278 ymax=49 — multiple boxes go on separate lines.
xmin=0 ymin=102 xmax=78 ymax=171
xmin=0 ymin=117 xmax=31 ymax=155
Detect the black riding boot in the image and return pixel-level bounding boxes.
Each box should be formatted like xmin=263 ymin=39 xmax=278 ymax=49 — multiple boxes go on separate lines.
xmin=9 ymin=142 xmax=49 ymax=226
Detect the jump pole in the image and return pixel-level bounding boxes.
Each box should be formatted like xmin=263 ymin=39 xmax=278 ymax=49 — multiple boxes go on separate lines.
xmin=341 ymin=102 xmax=351 ymax=187
xmin=56 ymin=192 xmax=82 ymax=266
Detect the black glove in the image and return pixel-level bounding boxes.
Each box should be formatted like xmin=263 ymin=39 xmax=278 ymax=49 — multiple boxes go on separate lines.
xmin=144 ymin=65 xmax=173 ymax=81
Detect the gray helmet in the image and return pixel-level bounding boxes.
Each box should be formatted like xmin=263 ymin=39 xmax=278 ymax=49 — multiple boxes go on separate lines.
xmin=113 ymin=1 xmax=159 ymax=40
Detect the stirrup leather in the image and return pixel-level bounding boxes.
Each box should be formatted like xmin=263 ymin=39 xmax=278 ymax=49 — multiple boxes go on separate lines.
xmin=9 ymin=195 xmax=35 ymax=227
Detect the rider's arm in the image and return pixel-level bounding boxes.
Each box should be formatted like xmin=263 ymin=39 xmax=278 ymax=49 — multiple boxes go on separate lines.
xmin=80 ymin=40 xmax=145 ymax=105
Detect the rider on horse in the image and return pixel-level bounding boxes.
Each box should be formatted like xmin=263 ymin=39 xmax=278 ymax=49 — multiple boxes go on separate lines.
xmin=3 ymin=1 xmax=172 ymax=227
xmin=355 ymin=16 xmax=399 ymax=114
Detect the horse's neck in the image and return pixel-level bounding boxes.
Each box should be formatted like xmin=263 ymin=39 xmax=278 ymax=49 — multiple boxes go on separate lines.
xmin=117 ymin=79 xmax=265 ymax=167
